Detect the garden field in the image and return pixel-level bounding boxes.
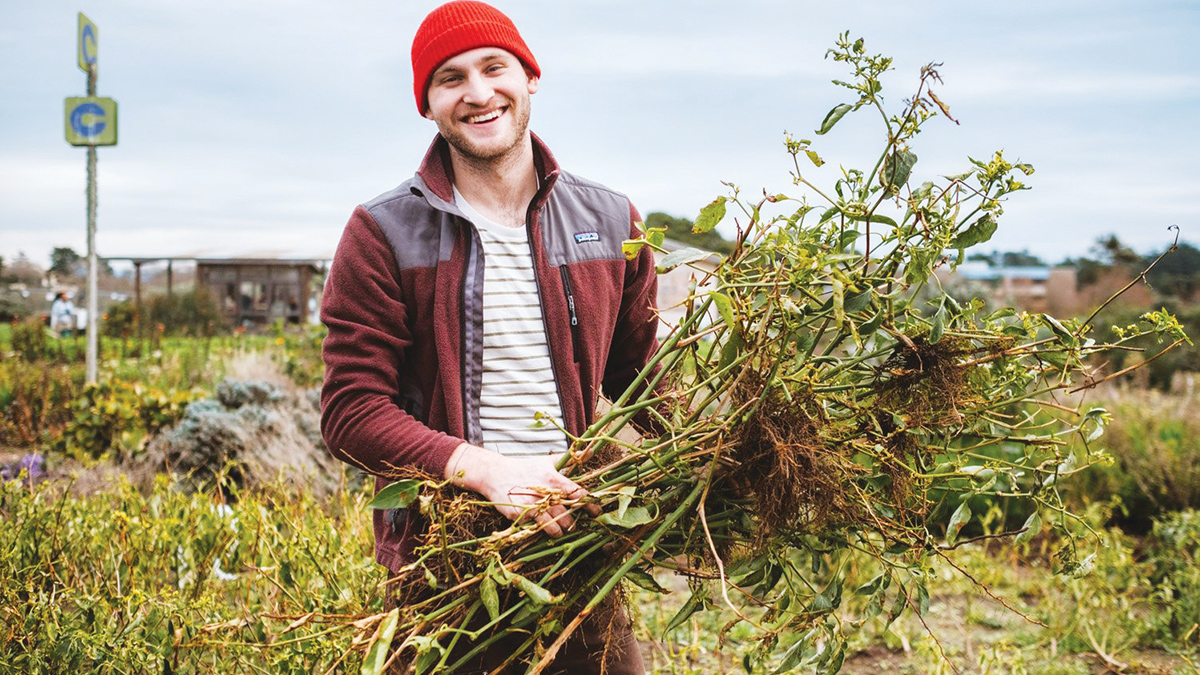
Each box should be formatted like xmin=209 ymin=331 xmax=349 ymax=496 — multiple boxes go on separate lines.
xmin=2 ymin=321 xmax=1199 ymax=674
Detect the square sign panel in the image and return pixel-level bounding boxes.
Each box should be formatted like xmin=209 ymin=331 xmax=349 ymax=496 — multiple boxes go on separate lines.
xmin=64 ymin=97 xmax=118 ymax=146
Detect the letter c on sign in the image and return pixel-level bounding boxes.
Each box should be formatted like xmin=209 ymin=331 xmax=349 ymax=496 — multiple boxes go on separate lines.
xmin=82 ymin=24 xmax=97 ymax=64
xmin=71 ymin=102 xmax=107 ymax=139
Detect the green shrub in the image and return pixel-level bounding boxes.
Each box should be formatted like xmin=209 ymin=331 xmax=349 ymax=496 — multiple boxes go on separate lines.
xmin=1061 ymin=389 xmax=1200 ymax=532
xmin=104 ymin=290 xmax=228 ymax=338
xmin=1087 ymin=303 xmax=1200 ymax=391
xmin=0 ymin=360 xmax=81 ymax=446
xmin=1144 ymin=509 xmax=1200 ymax=645
xmin=0 ymin=473 xmax=382 ymax=673
xmin=52 ymin=381 xmax=205 ymax=460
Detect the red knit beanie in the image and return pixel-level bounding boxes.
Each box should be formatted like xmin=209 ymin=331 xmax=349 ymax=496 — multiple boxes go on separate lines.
xmin=411 ymin=1 xmax=540 ymax=114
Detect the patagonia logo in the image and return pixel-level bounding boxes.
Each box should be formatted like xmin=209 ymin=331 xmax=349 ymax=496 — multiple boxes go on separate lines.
xmin=573 ymin=232 xmax=600 ymax=244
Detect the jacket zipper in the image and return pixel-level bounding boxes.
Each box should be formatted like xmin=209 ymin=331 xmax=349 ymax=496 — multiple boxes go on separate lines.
xmin=560 ymin=266 xmax=579 ymax=328
xmin=525 ymin=211 xmax=572 ymax=436
xmin=460 ymin=223 xmax=479 ymax=446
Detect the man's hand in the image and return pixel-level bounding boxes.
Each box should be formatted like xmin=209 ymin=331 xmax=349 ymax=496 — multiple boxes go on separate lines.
xmin=444 ymin=443 xmax=601 ymax=537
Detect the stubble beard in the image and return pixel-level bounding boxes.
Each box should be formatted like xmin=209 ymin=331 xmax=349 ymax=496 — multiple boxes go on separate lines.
xmin=437 ymin=93 xmax=532 ymax=167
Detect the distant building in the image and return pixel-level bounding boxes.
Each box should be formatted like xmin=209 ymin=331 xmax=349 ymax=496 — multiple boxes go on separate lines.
xmin=940 ymin=262 xmax=1080 ymax=315
xmin=195 ymin=258 xmax=325 ymax=326
xmin=940 ymin=262 xmax=1154 ymax=316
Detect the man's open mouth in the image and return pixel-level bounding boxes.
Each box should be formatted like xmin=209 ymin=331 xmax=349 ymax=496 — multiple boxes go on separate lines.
xmin=465 ymin=108 xmax=505 ymax=124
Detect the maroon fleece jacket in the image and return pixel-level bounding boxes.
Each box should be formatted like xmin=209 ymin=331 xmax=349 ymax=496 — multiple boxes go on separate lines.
xmin=320 ymin=134 xmax=660 ymax=570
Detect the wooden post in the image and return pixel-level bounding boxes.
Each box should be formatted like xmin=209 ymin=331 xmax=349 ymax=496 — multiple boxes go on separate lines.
xmin=133 ymin=260 xmax=142 ymax=331
xmin=166 ymin=259 xmax=173 ymax=297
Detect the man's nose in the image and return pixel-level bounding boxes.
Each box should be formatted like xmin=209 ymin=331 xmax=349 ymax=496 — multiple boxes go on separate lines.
xmin=463 ymin=72 xmax=494 ymax=105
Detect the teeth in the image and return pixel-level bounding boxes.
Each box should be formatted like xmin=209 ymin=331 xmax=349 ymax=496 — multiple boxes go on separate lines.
xmin=467 ymin=109 xmax=502 ymax=123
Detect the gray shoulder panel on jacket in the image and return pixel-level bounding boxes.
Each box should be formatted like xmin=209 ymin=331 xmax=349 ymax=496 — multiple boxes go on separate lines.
xmin=542 ymin=171 xmax=631 ymax=267
xmin=362 ymin=179 xmax=454 ymax=271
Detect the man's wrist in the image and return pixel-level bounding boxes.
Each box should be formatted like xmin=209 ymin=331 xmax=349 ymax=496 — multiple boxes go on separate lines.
xmin=445 ymin=442 xmax=483 ymax=491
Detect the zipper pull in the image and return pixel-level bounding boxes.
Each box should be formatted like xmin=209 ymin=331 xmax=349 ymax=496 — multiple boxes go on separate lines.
xmin=560 ymin=267 xmax=579 ymax=327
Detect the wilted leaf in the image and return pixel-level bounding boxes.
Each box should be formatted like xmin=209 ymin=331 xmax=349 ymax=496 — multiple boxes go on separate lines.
xmin=621 ymin=238 xmax=646 ymax=261
xmin=597 ymin=505 xmax=656 ymax=528
xmin=693 ymin=197 xmax=727 ymax=234
xmin=657 ymin=247 xmax=713 ymax=273
xmin=360 ymin=608 xmax=399 ymax=675
xmin=511 ymin=573 xmax=560 ymax=605
xmin=946 ymin=501 xmax=971 ymax=545
xmin=1014 ymin=512 xmax=1041 ymax=546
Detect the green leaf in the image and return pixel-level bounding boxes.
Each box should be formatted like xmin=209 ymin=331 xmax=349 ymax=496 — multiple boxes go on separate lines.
xmin=414 ymin=641 xmax=442 ymax=675
xmin=772 ymin=631 xmax=812 ymax=674
xmin=816 ymin=103 xmax=853 ymax=135
xmin=946 ymin=501 xmax=972 ymax=546
xmin=624 ymin=567 xmax=667 ymax=594
xmin=693 ymin=197 xmax=727 ymax=234
xmin=511 ymin=573 xmax=560 ymax=605
xmin=855 ymin=574 xmax=887 ymax=596
xmin=805 ymin=149 xmax=825 ymax=167
xmin=719 ymin=330 xmax=746 ymax=373
xmin=647 ymin=228 xmax=666 ymax=248
xmin=930 ymin=303 xmax=947 ymax=344
xmin=621 ymin=238 xmax=646 ymax=261
xmin=886 ymin=586 xmax=906 ymax=626
xmin=915 ymin=581 xmax=930 ymax=616
xmin=838 ymin=229 xmax=862 ymax=250
xmin=360 ymin=608 xmax=400 ymax=675
xmin=1014 ymin=512 xmax=1041 ymax=547
xmin=951 ymin=215 xmax=998 ymax=250
xmin=367 ymin=480 xmax=421 ymax=510
xmin=480 ymin=573 xmax=500 ymax=621
xmin=1041 ymin=313 xmax=1077 ymax=346
xmin=712 ymin=291 xmax=737 ymax=331
xmin=880 ymin=150 xmax=918 ymax=193
xmin=818 ymin=207 xmax=840 ymax=224
xmin=844 ymin=290 xmax=872 ymax=315
xmin=664 ymin=587 xmax=711 ymax=634
xmin=848 ymin=212 xmax=899 ymax=228
xmin=656 ymin=247 xmax=713 ymax=273
xmin=597 ymin=504 xmax=656 ymax=529
xmin=824 ymin=643 xmax=846 ymax=675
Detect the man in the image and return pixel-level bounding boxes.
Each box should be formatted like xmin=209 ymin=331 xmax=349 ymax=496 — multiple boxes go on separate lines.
xmin=319 ymin=2 xmax=658 ymax=671
xmin=51 ymin=292 xmax=76 ymax=337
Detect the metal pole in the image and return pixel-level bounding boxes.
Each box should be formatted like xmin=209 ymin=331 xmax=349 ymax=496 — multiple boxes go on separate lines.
xmin=85 ymin=64 xmax=99 ymax=384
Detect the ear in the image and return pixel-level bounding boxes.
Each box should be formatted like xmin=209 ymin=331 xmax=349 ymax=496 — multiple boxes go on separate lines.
xmin=526 ymin=74 xmax=539 ymax=95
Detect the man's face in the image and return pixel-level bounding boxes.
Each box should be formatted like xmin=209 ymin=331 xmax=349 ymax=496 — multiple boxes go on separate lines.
xmin=424 ymin=47 xmax=539 ymax=163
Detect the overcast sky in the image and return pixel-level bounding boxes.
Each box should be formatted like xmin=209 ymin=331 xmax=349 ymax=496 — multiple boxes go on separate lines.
xmin=1 ymin=0 xmax=1197 ymax=268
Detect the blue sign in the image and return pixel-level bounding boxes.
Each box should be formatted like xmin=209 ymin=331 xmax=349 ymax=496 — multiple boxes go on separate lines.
xmin=81 ymin=24 xmax=97 ymax=64
xmin=71 ymin=101 xmax=106 ymax=138
xmin=78 ymin=13 xmax=98 ymax=72
xmin=64 ymin=97 xmax=118 ymax=146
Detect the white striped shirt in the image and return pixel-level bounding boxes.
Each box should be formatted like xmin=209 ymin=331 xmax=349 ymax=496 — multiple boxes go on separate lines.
xmin=455 ymin=188 xmax=569 ymax=457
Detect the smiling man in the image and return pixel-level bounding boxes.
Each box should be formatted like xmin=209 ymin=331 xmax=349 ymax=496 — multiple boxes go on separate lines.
xmin=319 ymin=1 xmax=658 ymax=672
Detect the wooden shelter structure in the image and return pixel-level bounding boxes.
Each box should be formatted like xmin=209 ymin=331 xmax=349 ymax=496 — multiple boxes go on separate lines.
xmin=195 ymin=258 xmax=324 ymax=326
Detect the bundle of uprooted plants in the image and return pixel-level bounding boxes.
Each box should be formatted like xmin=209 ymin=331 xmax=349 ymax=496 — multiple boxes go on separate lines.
xmin=341 ymin=36 xmax=1192 ymax=674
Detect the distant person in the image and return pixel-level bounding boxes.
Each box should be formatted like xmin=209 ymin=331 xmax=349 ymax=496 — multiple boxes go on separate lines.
xmin=319 ymin=2 xmax=660 ymax=672
xmin=50 ymin=292 xmax=75 ymax=337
